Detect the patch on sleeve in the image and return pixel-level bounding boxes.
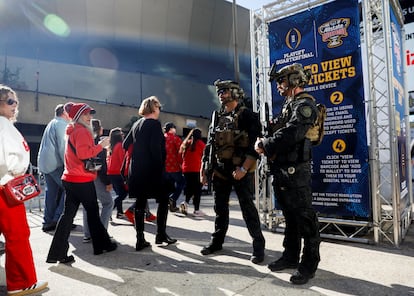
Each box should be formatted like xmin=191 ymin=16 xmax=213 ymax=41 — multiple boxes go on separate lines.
xmin=299 ymin=105 xmax=313 ymax=118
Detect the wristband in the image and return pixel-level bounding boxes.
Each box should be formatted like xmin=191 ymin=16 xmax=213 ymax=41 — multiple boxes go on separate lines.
xmin=240 ymin=166 xmax=248 ymax=174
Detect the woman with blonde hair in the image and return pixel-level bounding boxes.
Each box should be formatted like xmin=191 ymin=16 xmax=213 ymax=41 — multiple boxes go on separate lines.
xmin=0 ymin=84 xmax=48 ymax=295
xmin=123 ymin=96 xmax=176 ymax=250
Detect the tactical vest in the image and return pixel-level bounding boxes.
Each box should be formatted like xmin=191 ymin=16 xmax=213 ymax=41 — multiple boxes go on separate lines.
xmin=275 ymin=93 xmax=326 ymax=146
xmin=214 ymin=106 xmax=249 ymax=166
xmin=305 ymin=102 xmax=327 ymax=146
xmin=272 ymin=93 xmax=320 ymax=164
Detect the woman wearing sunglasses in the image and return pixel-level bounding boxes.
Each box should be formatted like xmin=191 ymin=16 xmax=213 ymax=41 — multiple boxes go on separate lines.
xmin=0 ymin=85 xmax=48 ymax=295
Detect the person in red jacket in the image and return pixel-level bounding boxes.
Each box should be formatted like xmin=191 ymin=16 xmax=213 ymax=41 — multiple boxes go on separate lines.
xmin=107 ymin=127 xmax=129 ymax=219
xmin=46 ymin=103 xmax=117 ymax=263
xmin=179 ymin=128 xmax=206 ymax=216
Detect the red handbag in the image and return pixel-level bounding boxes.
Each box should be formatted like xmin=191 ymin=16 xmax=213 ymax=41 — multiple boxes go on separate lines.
xmin=1 ymin=174 xmax=41 ymax=207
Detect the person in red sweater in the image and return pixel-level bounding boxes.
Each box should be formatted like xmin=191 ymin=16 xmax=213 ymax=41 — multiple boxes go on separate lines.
xmin=46 ymin=103 xmax=117 ymax=263
xmin=107 ymin=127 xmax=129 ymax=219
xmin=164 ymin=122 xmax=185 ymax=212
xmin=179 ymin=128 xmax=206 ymax=216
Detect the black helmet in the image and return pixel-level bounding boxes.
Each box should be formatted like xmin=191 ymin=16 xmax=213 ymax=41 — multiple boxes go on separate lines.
xmin=268 ymin=63 xmax=311 ymax=87
xmin=214 ymin=79 xmax=244 ymax=100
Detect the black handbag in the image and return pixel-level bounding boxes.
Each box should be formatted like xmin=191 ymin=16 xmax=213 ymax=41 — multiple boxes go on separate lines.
xmin=68 ymin=140 xmax=102 ymax=172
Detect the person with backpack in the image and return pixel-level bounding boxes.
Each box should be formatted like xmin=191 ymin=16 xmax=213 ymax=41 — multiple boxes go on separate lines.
xmin=255 ymin=62 xmax=322 ymax=285
xmin=123 ymin=96 xmax=176 ymax=251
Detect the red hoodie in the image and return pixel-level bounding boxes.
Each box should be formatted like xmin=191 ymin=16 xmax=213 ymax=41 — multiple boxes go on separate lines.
xmin=62 ymin=123 xmax=103 ymax=183
xmin=107 ymin=142 xmax=125 ymax=176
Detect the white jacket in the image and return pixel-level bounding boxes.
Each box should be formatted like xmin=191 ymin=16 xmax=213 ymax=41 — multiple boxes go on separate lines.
xmin=0 ymin=116 xmax=30 ymax=185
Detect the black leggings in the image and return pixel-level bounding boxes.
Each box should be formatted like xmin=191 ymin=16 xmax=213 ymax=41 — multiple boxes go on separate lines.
xmin=183 ymin=172 xmax=202 ymax=211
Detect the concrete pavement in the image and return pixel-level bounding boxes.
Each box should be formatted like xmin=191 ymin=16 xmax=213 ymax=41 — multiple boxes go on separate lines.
xmin=0 ymin=193 xmax=413 ymax=296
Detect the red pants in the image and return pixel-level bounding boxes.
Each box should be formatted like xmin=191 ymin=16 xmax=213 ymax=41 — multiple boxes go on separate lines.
xmin=0 ymin=191 xmax=37 ymax=291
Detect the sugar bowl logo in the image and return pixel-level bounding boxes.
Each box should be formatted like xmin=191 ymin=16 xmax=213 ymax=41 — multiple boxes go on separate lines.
xmin=285 ymin=28 xmax=302 ymax=50
xmin=318 ymin=18 xmax=350 ymax=48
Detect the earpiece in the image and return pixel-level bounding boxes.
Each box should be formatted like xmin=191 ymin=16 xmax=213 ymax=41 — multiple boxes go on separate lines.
xmin=231 ymin=88 xmax=240 ymax=99
xmin=231 ymin=87 xmax=244 ymax=100
xmin=288 ymin=73 xmax=301 ymax=86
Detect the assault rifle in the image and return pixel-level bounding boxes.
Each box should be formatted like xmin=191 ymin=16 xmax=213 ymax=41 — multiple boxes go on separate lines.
xmin=203 ymin=110 xmax=218 ymax=179
xmin=263 ymin=102 xmax=272 ymax=138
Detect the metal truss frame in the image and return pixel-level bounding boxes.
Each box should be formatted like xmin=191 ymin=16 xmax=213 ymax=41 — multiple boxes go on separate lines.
xmin=251 ymin=0 xmax=412 ymax=246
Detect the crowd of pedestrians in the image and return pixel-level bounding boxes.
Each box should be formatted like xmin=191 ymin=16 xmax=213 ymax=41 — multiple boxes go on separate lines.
xmin=0 ymin=62 xmax=323 ymax=295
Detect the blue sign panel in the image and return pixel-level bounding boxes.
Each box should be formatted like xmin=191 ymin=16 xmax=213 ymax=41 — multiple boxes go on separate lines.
xmin=268 ymin=0 xmax=370 ymax=219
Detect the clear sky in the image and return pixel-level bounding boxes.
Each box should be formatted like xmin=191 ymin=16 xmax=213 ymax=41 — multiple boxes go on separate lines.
xmin=225 ymin=0 xmax=274 ymax=10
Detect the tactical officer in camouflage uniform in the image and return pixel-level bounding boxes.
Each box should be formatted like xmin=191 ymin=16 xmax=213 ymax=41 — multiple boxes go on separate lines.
xmin=255 ymin=63 xmax=321 ymax=284
xmin=200 ymin=79 xmax=265 ymax=264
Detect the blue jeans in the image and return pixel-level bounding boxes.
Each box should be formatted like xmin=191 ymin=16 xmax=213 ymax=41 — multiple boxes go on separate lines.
xmin=109 ymin=175 xmax=128 ymax=214
xmin=43 ymin=167 xmax=65 ymax=227
xmin=83 ymin=178 xmax=114 ymax=238
xmin=165 ymin=172 xmax=185 ymax=202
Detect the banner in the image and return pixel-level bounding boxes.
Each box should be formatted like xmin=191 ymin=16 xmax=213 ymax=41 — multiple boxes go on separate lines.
xmin=390 ymin=3 xmax=410 ymax=211
xmin=268 ymin=0 xmax=370 ymax=219
xmin=400 ymin=0 xmax=414 ymax=24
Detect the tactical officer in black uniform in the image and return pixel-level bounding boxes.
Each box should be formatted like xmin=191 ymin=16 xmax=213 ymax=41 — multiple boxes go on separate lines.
xmin=255 ymin=63 xmax=321 ymax=284
xmin=200 ymin=79 xmax=265 ymax=264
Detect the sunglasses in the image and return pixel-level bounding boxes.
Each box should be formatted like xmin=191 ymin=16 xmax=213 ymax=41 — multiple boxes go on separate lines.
xmin=276 ymin=77 xmax=287 ymax=84
xmin=1 ymin=98 xmax=19 ymax=105
xmin=217 ymin=89 xmax=229 ymax=96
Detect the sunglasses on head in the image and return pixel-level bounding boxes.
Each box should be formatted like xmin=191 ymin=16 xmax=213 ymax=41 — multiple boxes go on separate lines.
xmin=1 ymin=98 xmax=18 ymax=105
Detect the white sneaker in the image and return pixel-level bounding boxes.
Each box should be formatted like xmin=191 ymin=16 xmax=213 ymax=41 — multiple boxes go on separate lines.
xmin=7 ymin=280 xmax=48 ymax=296
xmin=180 ymin=202 xmax=188 ymax=215
xmin=193 ymin=210 xmax=206 ymax=217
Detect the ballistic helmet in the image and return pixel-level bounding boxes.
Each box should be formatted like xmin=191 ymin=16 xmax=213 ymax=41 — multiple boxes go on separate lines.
xmin=214 ymin=79 xmax=244 ymax=100
xmin=268 ymin=63 xmax=311 ymax=87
